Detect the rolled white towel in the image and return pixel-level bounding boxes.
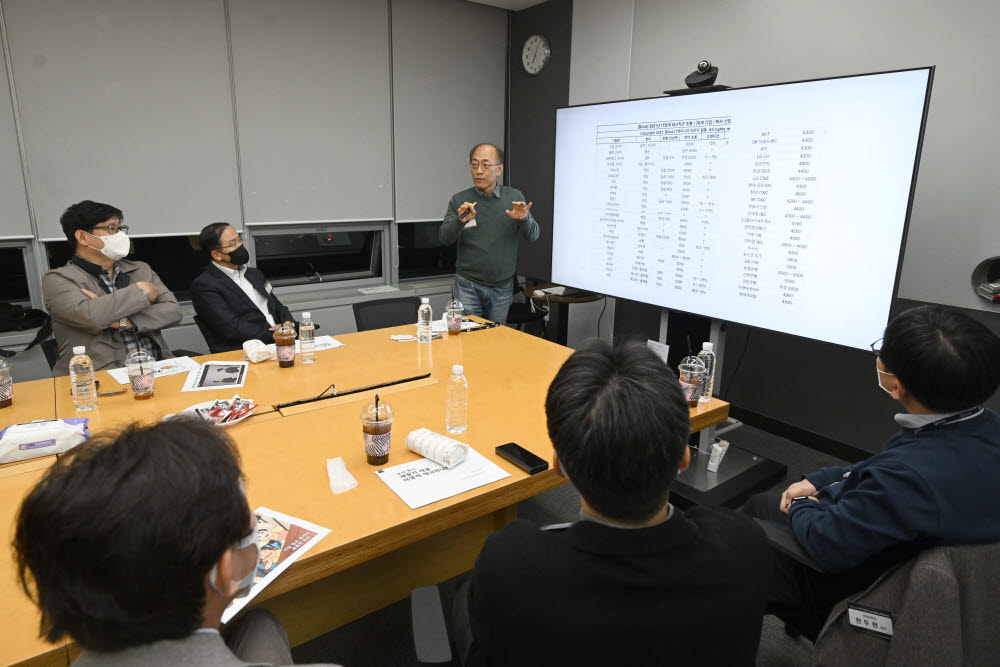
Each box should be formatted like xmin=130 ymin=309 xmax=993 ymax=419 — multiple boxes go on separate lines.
xmin=405 ymin=427 xmax=469 ymax=468
xmin=243 ymin=339 xmax=276 ymax=363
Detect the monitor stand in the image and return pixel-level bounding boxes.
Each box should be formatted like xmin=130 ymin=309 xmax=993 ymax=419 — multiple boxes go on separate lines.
xmin=658 ymin=309 xmax=787 ymax=508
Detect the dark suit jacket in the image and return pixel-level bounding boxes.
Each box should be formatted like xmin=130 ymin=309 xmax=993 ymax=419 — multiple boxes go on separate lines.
xmin=190 ymin=264 xmax=295 ymax=350
xmin=467 ymin=506 xmax=772 ymax=667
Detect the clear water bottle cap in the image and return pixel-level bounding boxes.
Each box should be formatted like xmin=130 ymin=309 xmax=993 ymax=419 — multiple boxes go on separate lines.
xmin=302 ymin=311 xmax=311 ymax=319
xmin=702 ymin=342 xmax=713 ymax=351
xmin=73 ymin=346 xmax=86 ymax=355
xmin=452 ymin=365 xmax=463 ymax=375
xmin=421 ymin=297 xmax=429 ymax=304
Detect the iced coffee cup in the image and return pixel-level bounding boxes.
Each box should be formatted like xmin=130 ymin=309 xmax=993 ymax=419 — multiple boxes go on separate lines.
xmin=274 ymin=324 xmax=297 ymax=368
xmin=678 ymin=356 xmax=707 ymax=408
xmin=446 ymin=299 xmax=464 ymax=335
xmin=361 ymin=397 xmax=394 ymax=465
xmin=126 ymin=349 xmax=155 ymax=400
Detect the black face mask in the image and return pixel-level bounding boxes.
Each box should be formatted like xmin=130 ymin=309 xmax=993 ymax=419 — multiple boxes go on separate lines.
xmin=225 ymin=245 xmax=250 ymax=266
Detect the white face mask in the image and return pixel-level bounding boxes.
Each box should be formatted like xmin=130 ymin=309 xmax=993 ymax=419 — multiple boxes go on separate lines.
xmin=89 ymin=230 xmax=131 ymax=261
xmin=876 ymin=365 xmax=895 ymax=395
xmin=209 ymin=529 xmax=261 ymax=599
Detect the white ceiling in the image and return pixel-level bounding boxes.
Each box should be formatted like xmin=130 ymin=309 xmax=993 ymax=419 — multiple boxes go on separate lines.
xmin=467 ymin=0 xmax=549 ymax=11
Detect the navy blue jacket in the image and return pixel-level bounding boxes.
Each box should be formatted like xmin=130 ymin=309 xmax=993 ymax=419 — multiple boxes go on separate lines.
xmin=789 ymin=409 xmax=1000 ymax=573
xmin=190 ymin=264 xmax=295 ymax=351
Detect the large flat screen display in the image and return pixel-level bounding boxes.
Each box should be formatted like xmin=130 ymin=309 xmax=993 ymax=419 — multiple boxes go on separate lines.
xmin=552 ymin=68 xmax=933 ymax=350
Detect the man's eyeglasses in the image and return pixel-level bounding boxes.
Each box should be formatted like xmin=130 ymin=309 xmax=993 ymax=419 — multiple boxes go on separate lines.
xmin=90 ymin=223 xmax=129 ymax=235
xmin=219 ymin=235 xmax=244 ymax=251
xmin=469 ymin=161 xmax=499 ymax=171
xmin=870 ymin=337 xmax=883 ymax=357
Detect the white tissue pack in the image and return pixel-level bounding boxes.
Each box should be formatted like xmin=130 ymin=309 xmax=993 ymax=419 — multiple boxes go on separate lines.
xmin=243 ymin=339 xmax=277 ymax=363
xmin=0 ymin=419 xmax=90 ymax=464
xmin=326 ymin=457 xmax=358 ymax=494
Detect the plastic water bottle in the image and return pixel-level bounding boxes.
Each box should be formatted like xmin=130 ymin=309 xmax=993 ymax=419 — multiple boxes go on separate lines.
xmin=299 ymin=311 xmax=316 ymax=364
xmin=69 ymin=346 xmax=98 ymax=411
xmin=446 ymin=364 xmax=468 ymax=434
xmin=697 ymin=342 xmax=716 ymax=403
xmin=417 ymin=297 xmax=433 ymax=343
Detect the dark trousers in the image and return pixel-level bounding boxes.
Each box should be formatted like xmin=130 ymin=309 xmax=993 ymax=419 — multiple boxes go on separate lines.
xmin=742 ymin=492 xmax=887 ymax=642
xmin=222 ymin=608 xmax=295 ymax=664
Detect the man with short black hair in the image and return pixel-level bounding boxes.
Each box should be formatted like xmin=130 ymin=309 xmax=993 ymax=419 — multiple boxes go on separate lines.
xmin=42 ymin=200 xmax=181 ymax=374
xmin=745 ymin=305 xmax=1000 ymax=640
xmin=13 ymin=418 xmax=339 ymax=667
xmin=191 ymin=223 xmax=296 ymax=350
xmin=439 ymin=143 xmax=539 ymax=325
xmin=461 ymin=340 xmax=772 ymax=666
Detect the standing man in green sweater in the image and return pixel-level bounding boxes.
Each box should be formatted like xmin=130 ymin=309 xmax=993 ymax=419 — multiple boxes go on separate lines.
xmin=440 ymin=143 xmax=540 ymax=325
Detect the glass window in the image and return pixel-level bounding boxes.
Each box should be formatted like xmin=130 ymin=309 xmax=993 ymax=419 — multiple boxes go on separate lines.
xmin=0 ymin=247 xmax=31 ymax=304
xmin=253 ymin=229 xmax=382 ymax=287
xmin=45 ymin=236 xmax=205 ymax=301
xmin=397 ymin=221 xmax=456 ymax=280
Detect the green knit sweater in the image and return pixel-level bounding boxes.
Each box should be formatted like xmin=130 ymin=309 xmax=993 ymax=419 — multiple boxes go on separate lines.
xmin=439 ymin=185 xmax=540 ymax=287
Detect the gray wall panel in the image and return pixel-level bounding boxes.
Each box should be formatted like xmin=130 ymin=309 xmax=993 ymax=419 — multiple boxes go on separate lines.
xmin=229 ymin=0 xmax=393 ymax=223
xmin=627 ymin=0 xmax=1000 ymax=313
xmin=391 ymin=0 xmax=506 ymax=222
xmin=0 ymin=26 xmax=30 ymax=238
xmin=4 ymin=0 xmax=241 ymax=239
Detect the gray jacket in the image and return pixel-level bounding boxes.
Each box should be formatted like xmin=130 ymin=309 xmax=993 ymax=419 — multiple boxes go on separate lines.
xmin=42 ymin=259 xmax=182 ymax=375
xmin=813 ymin=541 xmax=1000 ymax=666
xmin=71 ymin=630 xmax=339 ymax=667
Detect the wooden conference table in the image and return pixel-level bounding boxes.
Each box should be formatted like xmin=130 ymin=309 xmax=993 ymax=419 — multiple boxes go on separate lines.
xmin=1 ymin=322 xmax=729 ymax=666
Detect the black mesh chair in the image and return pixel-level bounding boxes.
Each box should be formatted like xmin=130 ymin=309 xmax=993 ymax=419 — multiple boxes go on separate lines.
xmin=505 ymin=276 xmax=547 ymax=334
xmin=353 ymin=296 xmax=420 ymax=332
xmin=193 ymin=314 xmax=236 ymax=354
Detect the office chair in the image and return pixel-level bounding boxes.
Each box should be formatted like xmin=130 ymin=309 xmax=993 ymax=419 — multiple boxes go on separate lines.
xmin=352 ymin=296 xmax=420 ymax=332
xmin=193 ymin=314 xmax=237 ymax=354
xmin=757 ymin=518 xmax=1000 ymax=665
xmin=813 ymin=540 xmax=1000 ymax=665
xmin=505 ymin=275 xmax=546 ymax=334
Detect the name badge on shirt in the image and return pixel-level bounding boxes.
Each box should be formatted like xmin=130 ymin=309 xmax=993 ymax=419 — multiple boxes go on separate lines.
xmin=264 ymin=281 xmax=273 ymax=294
xmin=847 ymin=603 xmax=893 ymax=638
xmin=463 ymin=218 xmax=477 ymax=229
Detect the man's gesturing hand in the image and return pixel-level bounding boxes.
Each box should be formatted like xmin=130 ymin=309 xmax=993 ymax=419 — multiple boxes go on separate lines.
xmin=780 ymin=479 xmax=818 ymax=514
xmin=457 ymin=202 xmax=476 ymax=223
xmin=505 ymin=201 xmax=533 ymax=221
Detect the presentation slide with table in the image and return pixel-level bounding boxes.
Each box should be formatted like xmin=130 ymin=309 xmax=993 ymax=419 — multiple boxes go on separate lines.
xmin=554 ymin=68 xmax=931 ymax=350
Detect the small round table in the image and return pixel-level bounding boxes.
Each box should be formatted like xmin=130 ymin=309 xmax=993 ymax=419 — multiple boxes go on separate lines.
xmin=523 ymin=285 xmax=603 ymax=345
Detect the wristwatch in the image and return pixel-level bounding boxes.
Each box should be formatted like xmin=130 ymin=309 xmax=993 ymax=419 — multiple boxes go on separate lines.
xmin=790 ymin=496 xmax=811 ymax=505
xmin=119 ymin=317 xmax=129 ymax=330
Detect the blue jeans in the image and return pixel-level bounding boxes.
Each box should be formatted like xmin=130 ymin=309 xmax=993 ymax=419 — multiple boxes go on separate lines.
xmin=453 ymin=274 xmax=513 ymax=325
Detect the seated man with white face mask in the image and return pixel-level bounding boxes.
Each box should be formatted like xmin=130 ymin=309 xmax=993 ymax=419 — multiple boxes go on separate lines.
xmin=42 ymin=200 xmax=182 ymax=375
xmin=13 ymin=417 xmax=340 ymax=667
xmin=744 ymin=306 xmax=1000 ymax=640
